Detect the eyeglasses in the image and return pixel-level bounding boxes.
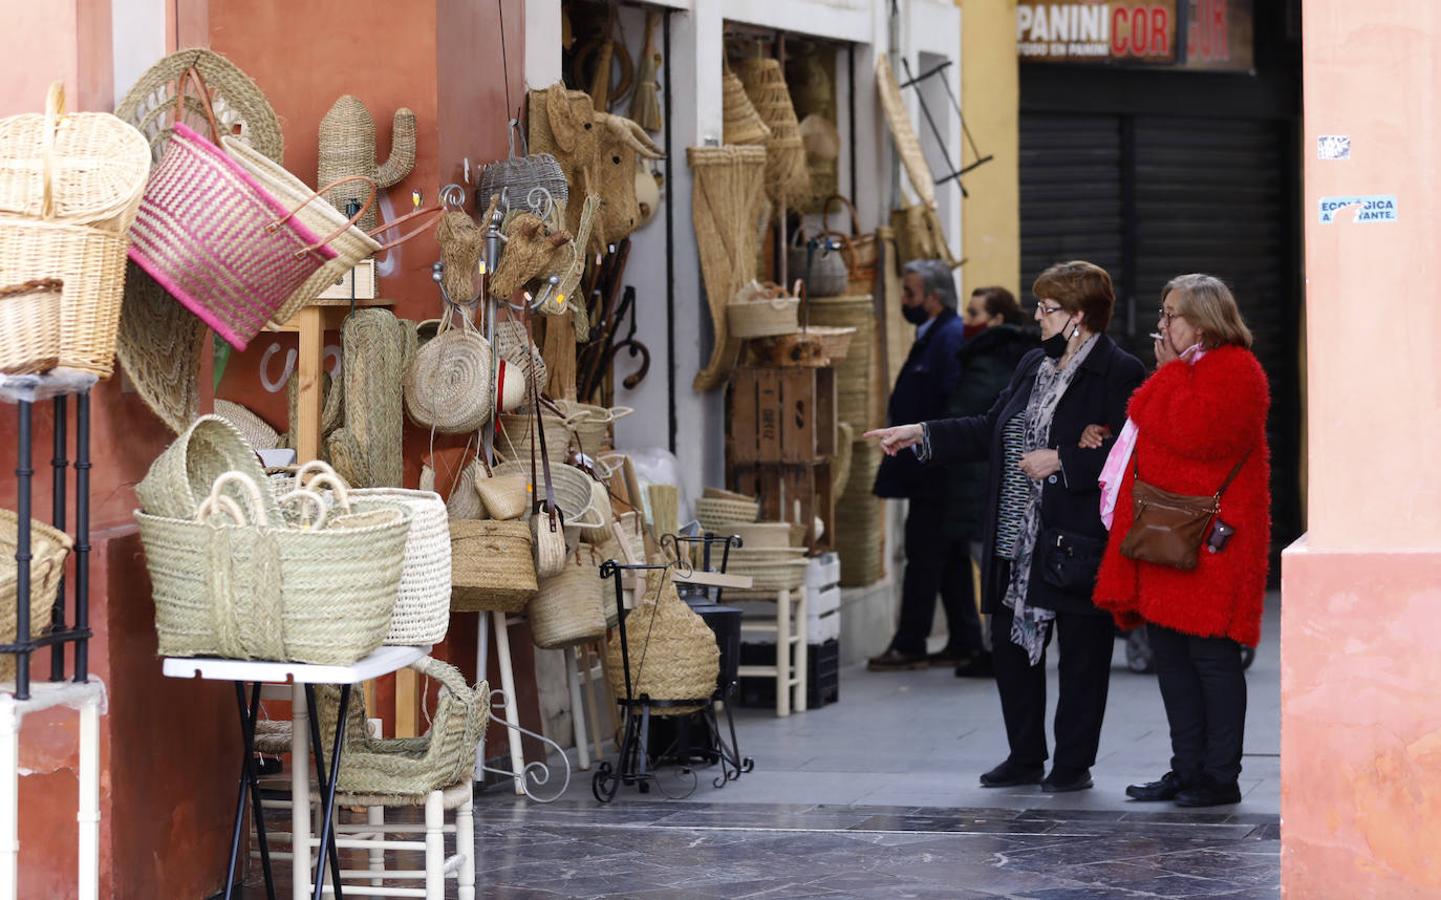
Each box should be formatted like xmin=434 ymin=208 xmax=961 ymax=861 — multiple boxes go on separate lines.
xmin=1035 ymin=303 xmax=1066 ymax=317
xmin=1157 ymin=307 xmax=1184 ymax=325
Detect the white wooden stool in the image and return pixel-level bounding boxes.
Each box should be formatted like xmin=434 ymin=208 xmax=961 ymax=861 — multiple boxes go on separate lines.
xmin=734 ymin=586 xmax=809 ymax=717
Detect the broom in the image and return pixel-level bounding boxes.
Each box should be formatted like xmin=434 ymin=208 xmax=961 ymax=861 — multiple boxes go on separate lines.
xmin=630 ymin=11 xmax=663 ymax=132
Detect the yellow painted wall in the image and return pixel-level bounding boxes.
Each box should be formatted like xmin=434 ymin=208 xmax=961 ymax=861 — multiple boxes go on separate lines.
xmin=957 ymin=0 xmax=1020 ymax=297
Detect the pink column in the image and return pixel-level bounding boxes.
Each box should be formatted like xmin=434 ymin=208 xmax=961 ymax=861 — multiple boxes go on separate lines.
xmin=1284 ymin=1 xmax=1441 ymax=894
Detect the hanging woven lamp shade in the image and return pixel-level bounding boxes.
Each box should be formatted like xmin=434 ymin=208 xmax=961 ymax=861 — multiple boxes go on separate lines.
xmin=722 ymin=67 xmax=771 ymax=146
xmin=734 ymin=57 xmax=810 ymax=206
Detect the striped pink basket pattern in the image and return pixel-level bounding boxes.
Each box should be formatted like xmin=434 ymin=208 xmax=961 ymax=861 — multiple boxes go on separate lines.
xmin=127 ymin=122 xmax=337 ymax=350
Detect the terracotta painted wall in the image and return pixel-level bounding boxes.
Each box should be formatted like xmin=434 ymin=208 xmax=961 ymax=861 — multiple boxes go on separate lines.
xmin=1282 ymin=1 xmax=1441 ymax=895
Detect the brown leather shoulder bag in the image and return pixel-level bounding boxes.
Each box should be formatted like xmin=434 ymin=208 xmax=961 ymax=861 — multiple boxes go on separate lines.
xmin=1118 ymin=450 xmax=1248 ymax=571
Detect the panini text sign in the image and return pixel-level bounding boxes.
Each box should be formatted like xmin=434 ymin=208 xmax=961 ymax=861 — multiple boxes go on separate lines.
xmin=1017 ymin=0 xmax=1252 ymax=70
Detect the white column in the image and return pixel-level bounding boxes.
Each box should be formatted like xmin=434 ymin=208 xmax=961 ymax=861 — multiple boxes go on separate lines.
xmin=0 ymin=699 xmax=18 ymax=900
xmin=77 ymin=697 xmax=100 ymax=900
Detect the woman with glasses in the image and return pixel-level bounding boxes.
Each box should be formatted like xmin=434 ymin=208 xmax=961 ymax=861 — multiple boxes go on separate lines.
xmin=1090 ymin=274 xmax=1271 ymax=808
xmin=865 ymin=261 xmax=1145 ymax=793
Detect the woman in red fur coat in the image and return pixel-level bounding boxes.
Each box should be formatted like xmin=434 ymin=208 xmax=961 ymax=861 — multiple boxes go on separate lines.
xmin=1092 ymin=274 xmax=1270 ymax=809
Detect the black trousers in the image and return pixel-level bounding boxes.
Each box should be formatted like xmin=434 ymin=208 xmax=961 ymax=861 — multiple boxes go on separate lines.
xmin=890 ymin=499 xmax=982 ymax=657
xmin=992 ymin=600 xmax=1114 ymax=772
xmin=1148 ymin=623 xmax=1247 ymax=786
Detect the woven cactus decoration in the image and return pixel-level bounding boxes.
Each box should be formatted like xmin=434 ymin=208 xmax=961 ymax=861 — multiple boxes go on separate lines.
xmin=318 ymin=95 xmax=417 ymax=231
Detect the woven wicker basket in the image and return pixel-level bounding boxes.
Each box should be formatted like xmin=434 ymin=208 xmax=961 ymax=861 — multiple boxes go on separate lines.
xmin=694 ymin=496 xmax=759 ymax=533
xmin=528 ymin=543 xmax=607 ymax=650
xmin=472 ymin=458 xmax=528 ymax=521
xmin=495 ymin=412 xmax=574 ymax=468
xmin=0 ymin=82 xmax=150 ymax=232
xmin=222 ymin=136 xmax=381 ymax=326
xmin=0 ymin=279 xmax=62 ymax=375
xmin=213 ymin=400 xmax=279 ymax=451
xmin=352 ymin=488 xmax=451 ymax=646
xmin=449 ymin=519 xmax=538 ymax=614
xmin=313 ymin=656 xmax=487 ymax=796
xmin=604 ymin=569 xmax=719 ymax=714
xmin=128 ymin=123 xmax=338 ymax=351
xmin=0 ymin=216 xmax=131 ymax=378
xmin=835 ymin=438 xmax=884 ymax=586
xmin=402 ymin=318 xmax=493 ymax=434
xmin=727 ymin=292 xmax=800 ymax=339
xmin=735 ymin=58 xmax=810 ymax=204
xmin=493 ymin=459 xmax=595 ymax=524
xmin=725 ymin=557 xmax=808 ymax=592
xmin=721 ymin=67 xmax=771 ymax=146
xmin=807 ymin=294 xmax=876 ymax=432
xmin=136 ymin=472 xmax=409 ymax=664
xmin=137 ymin=415 xmax=278 ymax=524
xmin=0 ymin=510 xmax=73 ymax=682
xmin=555 ymin=401 xmax=632 ymax=455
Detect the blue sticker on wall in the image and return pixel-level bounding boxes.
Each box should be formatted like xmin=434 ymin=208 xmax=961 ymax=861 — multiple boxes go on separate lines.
xmin=1318 ymin=195 xmax=1398 ymax=224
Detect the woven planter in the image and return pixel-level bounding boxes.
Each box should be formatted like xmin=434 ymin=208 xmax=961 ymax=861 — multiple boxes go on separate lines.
xmin=0 ymin=279 xmax=62 ymax=375
xmin=137 ymin=415 xmax=278 ymax=524
xmin=128 ymin=123 xmax=338 ymax=351
xmin=449 ymin=519 xmax=537 ymax=614
xmin=222 ymin=136 xmax=381 ymax=326
xmin=136 ymin=473 xmax=409 ymax=665
xmin=807 ymin=294 xmax=876 ymax=432
xmin=0 ymin=510 xmax=73 ymax=682
xmin=835 ymin=438 xmax=884 ymax=587
xmin=605 ymin=569 xmax=719 ymax=714
xmin=528 ymin=544 xmax=607 ymax=650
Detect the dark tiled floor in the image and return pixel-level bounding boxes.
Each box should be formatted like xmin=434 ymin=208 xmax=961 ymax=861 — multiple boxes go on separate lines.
xmin=240 ymin=796 xmax=1278 ymax=898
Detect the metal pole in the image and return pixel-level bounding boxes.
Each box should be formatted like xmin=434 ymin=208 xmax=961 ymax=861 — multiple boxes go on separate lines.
xmin=74 ymin=391 xmax=91 ymax=682
xmin=14 ymin=402 xmax=32 ymax=701
xmin=49 ymin=395 xmax=66 ymax=681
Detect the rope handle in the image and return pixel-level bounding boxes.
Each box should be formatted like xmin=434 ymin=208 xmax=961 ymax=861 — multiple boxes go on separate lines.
xmin=0 ymin=278 xmax=62 ymax=299
xmin=268 ymin=174 xmax=379 ymax=257
xmin=198 ymin=471 xmax=270 ymax=526
xmin=292 ymin=459 xmax=341 ymax=486
xmin=821 ymin=194 xmax=864 ymax=238
xmin=40 ymin=82 xmax=64 ymax=220
xmin=276 ymin=488 xmax=329 ymax=531
xmin=295 ymin=470 xmax=353 ymax=515
xmin=197 ymin=493 xmax=246 ymax=525
xmin=367 ymin=204 xmax=445 ymax=252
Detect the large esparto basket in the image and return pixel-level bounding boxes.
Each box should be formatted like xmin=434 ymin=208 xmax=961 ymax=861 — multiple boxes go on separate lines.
xmin=807 ymin=294 xmax=876 ymax=431
xmin=0 ymin=217 xmax=131 ymax=378
xmin=604 ymin=569 xmax=719 ymax=714
xmin=137 ymin=415 xmax=278 ymax=524
xmin=0 ymin=510 xmax=73 ymax=682
xmin=449 ymin=520 xmax=538 ymax=614
xmin=135 ymin=475 xmax=410 ymax=665
xmin=222 ymin=136 xmax=381 ymax=326
xmin=127 ymin=123 xmax=338 ymax=351
xmin=493 ymin=459 xmax=595 ymax=523
xmin=495 ymin=412 xmax=574 ymax=467
xmin=351 ymin=488 xmax=451 ymax=646
xmin=693 ymin=496 xmax=759 ymax=534
xmin=403 ymin=318 xmax=493 ymax=435
xmin=213 ymin=400 xmax=279 ymax=451
xmin=0 ymin=279 xmax=62 ymax=375
xmin=528 ymin=544 xmax=607 ymax=650
xmin=835 ymin=438 xmax=884 ymax=586
xmin=555 ymin=401 xmax=632 ymax=455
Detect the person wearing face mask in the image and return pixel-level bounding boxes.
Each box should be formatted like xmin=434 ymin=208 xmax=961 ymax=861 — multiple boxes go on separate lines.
xmin=864 ymin=261 xmax=1145 ymax=793
xmin=942 ymin=287 xmax=1039 ymax=677
xmin=1087 ymin=274 xmax=1271 ymax=808
xmin=868 ymin=259 xmax=973 ymax=671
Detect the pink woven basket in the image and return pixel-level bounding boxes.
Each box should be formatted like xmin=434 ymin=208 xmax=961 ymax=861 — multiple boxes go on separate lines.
xmin=127 ymin=122 xmax=337 ymax=350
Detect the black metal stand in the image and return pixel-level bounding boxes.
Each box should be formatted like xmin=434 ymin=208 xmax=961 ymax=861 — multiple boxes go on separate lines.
xmin=897 ymin=57 xmax=995 ymax=197
xmin=3 ymin=387 xmax=95 ymax=700
xmin=224 ymin=683 xmax=275 ymax=900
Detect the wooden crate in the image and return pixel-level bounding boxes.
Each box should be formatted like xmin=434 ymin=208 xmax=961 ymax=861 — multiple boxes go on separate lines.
xmin=730 ymin=461 xmax=835 ymax=554
xmin=727 ymin=366 xmax=837 ymax=465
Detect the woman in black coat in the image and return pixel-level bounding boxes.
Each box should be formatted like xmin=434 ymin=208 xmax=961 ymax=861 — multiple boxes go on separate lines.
xmin=866 ymin=261 xmax=1146 ymax=793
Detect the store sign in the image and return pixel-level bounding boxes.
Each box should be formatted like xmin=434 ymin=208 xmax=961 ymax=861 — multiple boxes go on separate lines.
xmin=1017 ymin=0 xmax=1252 ymax=70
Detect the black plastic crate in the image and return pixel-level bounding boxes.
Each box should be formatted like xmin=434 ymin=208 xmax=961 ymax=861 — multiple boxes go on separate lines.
xmin=738 ymin=639 xmax=840 ymax=709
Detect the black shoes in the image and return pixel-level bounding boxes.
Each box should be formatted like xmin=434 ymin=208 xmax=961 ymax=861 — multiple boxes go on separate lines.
xmin=926 ymin=647 xmax=971 ymax=668
xmin=952 ymin=651 xmax=994 ymax=678
xmin=1126 ymin=772 xmax=1189 ymax=802
xmin=980 ymin=759 xmax=1044 ymax=788
xmin=866 ymin=648 xmax=929 ymax=671
xmin=1174 ymin=780 xmax=1243 ymax=808
xmin=1042 ymin=767 xmax=1094 ymax=793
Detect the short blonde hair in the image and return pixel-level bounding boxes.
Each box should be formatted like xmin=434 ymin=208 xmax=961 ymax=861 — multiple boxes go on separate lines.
xmin=1162 ymin=274 xmax=1253 ymax=350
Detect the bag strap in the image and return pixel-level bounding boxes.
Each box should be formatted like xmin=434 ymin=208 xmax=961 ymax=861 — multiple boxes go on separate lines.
xmin=175 ymin=66 xmax=225 ymax=145
xmin=524 ymin=312 xmax=559 ymax=532
xmin=367 ymin=204 xmax=445 ymax=251
xmin=1214 ymin=449 xmax=1251 ymax=501
xmin=822 ymin=194 xmax=862 ymax=238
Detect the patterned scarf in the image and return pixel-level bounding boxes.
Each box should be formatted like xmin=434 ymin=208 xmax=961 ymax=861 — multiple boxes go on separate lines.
xmin=1005 ymin=333 xmax=1099 ymax=665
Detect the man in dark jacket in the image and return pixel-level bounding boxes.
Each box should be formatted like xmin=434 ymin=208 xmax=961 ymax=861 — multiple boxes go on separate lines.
xmin=869 ymin=260 xmax=972 ymax=670
xmin=944 ymin=287 xmax=1040 ymax=676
